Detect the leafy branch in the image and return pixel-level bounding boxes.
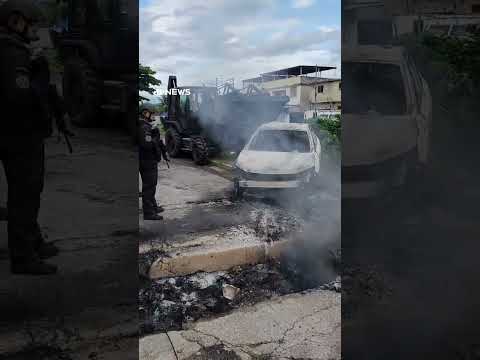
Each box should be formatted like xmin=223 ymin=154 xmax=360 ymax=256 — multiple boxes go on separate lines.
xmin=139 ymin=63 xmax=161 ymax=102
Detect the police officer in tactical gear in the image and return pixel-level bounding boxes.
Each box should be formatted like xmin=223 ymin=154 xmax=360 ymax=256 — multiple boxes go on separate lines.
xmin=150 ymin=113 xmax=168 ymax=214
xmin=0 ymin=0 xmax=57 ymax=274
xmin=139 ymin=109 xmax=168 ymax=220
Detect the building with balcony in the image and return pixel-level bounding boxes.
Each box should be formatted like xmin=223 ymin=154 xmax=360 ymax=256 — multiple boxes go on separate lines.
xmin=243 ymin=65 xmax=341 ymax=116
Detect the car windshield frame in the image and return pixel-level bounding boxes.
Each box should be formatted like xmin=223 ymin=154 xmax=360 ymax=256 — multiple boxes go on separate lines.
xmin=247 ymin=129 xmax=312 ymax=153
xmin=342 ymin=60 xmax=409 ymax=116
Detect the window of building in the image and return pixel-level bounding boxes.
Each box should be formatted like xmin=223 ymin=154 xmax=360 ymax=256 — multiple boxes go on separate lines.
xmin=339 ymin=82 xmax=341 ymax=90
xmin=317 ymin=85 xmax=324 ymax=93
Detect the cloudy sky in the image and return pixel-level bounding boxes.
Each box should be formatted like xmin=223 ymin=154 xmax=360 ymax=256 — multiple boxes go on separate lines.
xmin=140 ymin=0 xmax=340 ymax=97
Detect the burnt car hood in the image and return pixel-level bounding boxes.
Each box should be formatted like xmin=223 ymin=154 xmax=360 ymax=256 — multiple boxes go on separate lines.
xmin=343 ymin=113 xmax=418 ymax=166
xmin=236 ymin=150 xmax=315 ymax=175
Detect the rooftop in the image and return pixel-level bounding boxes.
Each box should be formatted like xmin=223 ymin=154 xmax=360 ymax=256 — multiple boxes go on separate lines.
xmin=261 ymin=65 xmax=335 ymax=77
xmin=244 ymin=65 xmax=336 ymax=83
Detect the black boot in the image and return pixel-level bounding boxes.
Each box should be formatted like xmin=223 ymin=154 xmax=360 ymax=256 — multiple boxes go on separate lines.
xmin=36 ymin=242 xmax=59 ymax=259
xmin=11 ymin=257 xmax=57 ymax=275
xmin=155 ymin=204 xmax=165 ymax=213
xmin=33 ymin=229 xmax=59 ymax=259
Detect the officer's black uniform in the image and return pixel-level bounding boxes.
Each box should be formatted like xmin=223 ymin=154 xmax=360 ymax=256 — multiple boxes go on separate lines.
xmin=29 ymin=54 xmax=69 ymax=258
xmin=0 ymin=26 xmax=57 ymax=274
xmin=139 ymin=118 xmax=163 ymax=220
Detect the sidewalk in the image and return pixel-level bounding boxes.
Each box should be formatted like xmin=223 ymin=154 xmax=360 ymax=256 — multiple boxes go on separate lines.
xmin=140 ymin=289 xmax=340 ymax=360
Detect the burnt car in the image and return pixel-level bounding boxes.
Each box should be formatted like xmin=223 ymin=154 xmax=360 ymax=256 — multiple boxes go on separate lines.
xmin=233 ymin=122 xmax=322 ymax=199
xmin=342 ymin=45 xmax=432 ymax=198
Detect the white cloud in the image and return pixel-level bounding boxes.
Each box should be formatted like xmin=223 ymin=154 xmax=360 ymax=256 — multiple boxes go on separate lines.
xmin=140 ymin=0 xmax=340 ymax=93
xmin=291 ymin=0 xmax=315 ymax=9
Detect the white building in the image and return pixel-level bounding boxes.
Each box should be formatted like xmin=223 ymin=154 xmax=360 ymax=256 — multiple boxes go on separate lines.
xmin=243 ymin=65 xmax=341 ymax=115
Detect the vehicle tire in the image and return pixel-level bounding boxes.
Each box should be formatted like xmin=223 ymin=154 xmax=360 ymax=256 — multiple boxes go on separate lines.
xmin=192 ymin=136 xmax=209 ymax=165
xmin=232 ymin=178 xmax=244 ymax=201
xmin=165 ymin=128 xmax=182 ymax=157
xmin=63 ymin=58 xmax=99 ymax=127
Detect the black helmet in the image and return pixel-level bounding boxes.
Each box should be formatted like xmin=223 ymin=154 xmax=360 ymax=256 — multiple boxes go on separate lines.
xmin=0 ymin=0 xmax=44 ymax=25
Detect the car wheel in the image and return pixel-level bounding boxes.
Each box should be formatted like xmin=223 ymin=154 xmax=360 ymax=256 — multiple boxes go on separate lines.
xmin=165 ymin=128 xmax=182 ymax=157
xmin=192 ymin=136 xmax=209 ymax=165
xmin=233 ymin=178 xmax=244 ymax=201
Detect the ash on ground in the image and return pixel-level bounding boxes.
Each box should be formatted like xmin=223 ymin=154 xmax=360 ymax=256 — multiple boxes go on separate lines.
xmin=139 ymin=248 xmax=169 ymax=277
xmin=139 ymin=260 xmax=338 ymax=335
xmin=184 ymin=344 xmax=241 ymax=360
xmin=252 ymin=207 xmax=303 ymax=243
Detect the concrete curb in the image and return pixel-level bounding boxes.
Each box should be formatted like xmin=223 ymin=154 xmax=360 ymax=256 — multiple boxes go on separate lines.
xmin=149 ymin=240 xmax=291 ymax=279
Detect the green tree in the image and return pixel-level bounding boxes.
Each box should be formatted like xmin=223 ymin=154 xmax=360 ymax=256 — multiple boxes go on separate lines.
xmin=422 ymin=31 xmax=480 ymax=94
xmin=139 ymin=64 xmax=161 ymax=102
xmin=309 ymin=115 xmax=341 ymax=162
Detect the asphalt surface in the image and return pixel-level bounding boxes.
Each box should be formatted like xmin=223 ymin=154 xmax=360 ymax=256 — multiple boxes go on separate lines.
xmin=140 ymin=158 xmax=339 ymax=251
xmin=0 ymin=128 xmax=138 ymax=358
xmin=342 ymin=152 xmax=480 ymax=359
xmin=139 ymin=157 xmax=341 ymax=359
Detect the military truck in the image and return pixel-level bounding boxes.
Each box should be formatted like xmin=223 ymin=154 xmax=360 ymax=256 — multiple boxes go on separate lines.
xmin=162 ymin=76 xmax=289 ymax=165
xmin=51 ymin=0 xmax=138 ymax=138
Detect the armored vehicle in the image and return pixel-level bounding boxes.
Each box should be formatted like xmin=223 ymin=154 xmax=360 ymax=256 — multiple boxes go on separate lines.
xmin=52 ymin=0 xmax=138 ymax=137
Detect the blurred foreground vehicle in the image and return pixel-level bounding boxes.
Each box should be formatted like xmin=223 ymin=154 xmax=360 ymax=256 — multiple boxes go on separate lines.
xmin=233 ymin=122 xmax=321 ymax=199
xmin=342 ymin=45 xmax=432 ymax=199
xmin=51 ymin=0 xmax=138 ymax=138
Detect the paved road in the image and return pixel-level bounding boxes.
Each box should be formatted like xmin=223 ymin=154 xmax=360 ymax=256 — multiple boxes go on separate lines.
xmin=0 ymin=128 xmax=138 ymax=358
xmin=141 ymin=289 xmax=341 ymax=360
xmin=139 ymin=158 xmax=341 ymax=359
xmin=140 ymin=158 xmax=339 ymax=251
xmin=140 ymin=160 xmax=255 ymax=249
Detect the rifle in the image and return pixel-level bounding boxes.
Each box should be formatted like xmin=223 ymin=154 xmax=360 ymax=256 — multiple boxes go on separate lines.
xmin=48 ymin=84 xmax=75 ymax=153
xmin=63 ymin=131 xmax=73 ymax=153
xmin=154 ymin=131 xmax=170 ymax=168
xmin=160 ymin=142 xmax=170 ymax=168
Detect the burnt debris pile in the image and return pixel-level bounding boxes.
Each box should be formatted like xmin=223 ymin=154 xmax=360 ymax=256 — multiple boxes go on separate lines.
xmin=252 ymin=207 xmax=303 ymax=243
xmin=139 ymin=261 xmax=325 ymax=334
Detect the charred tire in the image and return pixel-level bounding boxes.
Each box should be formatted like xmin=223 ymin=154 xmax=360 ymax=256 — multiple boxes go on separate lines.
xmin=63 ymin=58 xmax=99 ymax=127
xmin=165 ymin=128 xmax=182 ymax=157
xmin=192 ymin=136 xmax=209 ymax=165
